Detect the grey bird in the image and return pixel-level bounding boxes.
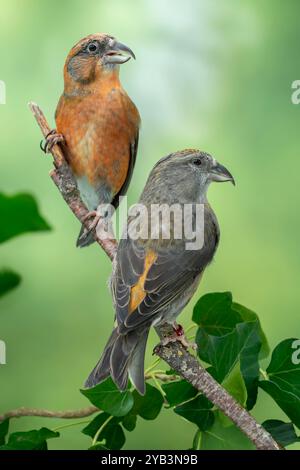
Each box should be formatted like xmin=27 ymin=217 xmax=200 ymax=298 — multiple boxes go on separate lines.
xmin=84 ymin=149 xmax=234 ymax=394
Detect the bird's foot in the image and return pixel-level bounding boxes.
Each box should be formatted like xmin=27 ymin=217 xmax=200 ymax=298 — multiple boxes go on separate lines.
xmin=79 ymin=210 xmax=114 ymax=243
xmin=77 ymin=211 xmax=102 ymax=244
xmin=40 ymin=129 xmax=64 ymax=153
xmin=156 ymin=323 xmax=197 ymax=351
xmin=82 ymin=210 xmax=102 ymax=231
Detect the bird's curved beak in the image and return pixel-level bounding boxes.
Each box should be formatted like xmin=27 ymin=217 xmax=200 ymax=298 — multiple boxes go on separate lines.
xmin=210 ymin=161 xmax=235 ymax=185
xmin=104 ymin=40 xmax=136 ymax=65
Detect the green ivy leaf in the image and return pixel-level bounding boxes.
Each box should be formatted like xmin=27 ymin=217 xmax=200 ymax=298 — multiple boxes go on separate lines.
xmin=0 ymin=428 xmax=59 ymax=450
xmin=82 ymin=412 xmax=119 ymax=436
xmin=0 ymin=193 xmax=51 ymax=244
xmin=232 ymin=302 xmax=270 ymax=359
xmin=196 ymin=319 xmax=261 ymax=410
xmin=101 ymin=423 xmax=125 ymax=450
xmin=262 ymin=420 xmax=300 ymax=447
xmin=193 ymin=292 xmax=269 ymax=409
xmin=193 ymin=414 xmax=254 ymax=450
xmin=0 ymin=270 xmax=21 ymax=298
xmin=162 ymin=380 xmax=198 ymax=407
xmin=192 ymin=292 xmax=238 ymax=332
xmin=81 ymin=378 xmax=134 ymax=417
xmin=193 ymin=293 xmax=269 ymax=358
xmin=0 ymin=419 xmax=9 ymax=446
xmin=82 ymin=412 xmax=125 ymax=450
xmin=131 ymin=383 xmax=164 ymax=420
xmin=236 ymin=322 xmax=261 ymax=410
xmin=259 ymin=338 xmax=300 ymax=428
xmin=174 ymin=395 xmax=214 ymax=431
xmin=122 ymin=413 xmax=137 ymax=432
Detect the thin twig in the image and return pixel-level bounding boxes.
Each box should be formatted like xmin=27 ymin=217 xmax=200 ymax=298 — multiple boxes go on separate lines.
xmin=0 ymin=406 xmax=98 ymax=422
xmin=52 ymin=419 xmax=92 ymax=432
xmin=26 ymin=103 xmax=281 ymax=450
xmin=0 ymin=373 xmax=177 ymax=424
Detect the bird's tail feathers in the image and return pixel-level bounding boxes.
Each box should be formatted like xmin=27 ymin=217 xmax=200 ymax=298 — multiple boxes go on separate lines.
xmin=84 ymin=327 xmax=149 ymax=395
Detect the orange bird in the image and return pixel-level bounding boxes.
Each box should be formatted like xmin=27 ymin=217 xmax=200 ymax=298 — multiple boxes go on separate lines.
xmin=43 ymin=33 xmax=140 ymax=247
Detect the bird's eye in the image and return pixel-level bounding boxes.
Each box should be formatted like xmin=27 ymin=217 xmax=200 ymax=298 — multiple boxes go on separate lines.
xmin=87 ymin=42 xmax=98 ymax=53
xmin=193 ymin=159 xmax=202 ymax=166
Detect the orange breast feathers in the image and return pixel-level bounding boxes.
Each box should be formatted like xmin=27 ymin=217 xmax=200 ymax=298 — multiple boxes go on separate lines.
xmin=129 ymin=250 xmax=158 ymax=314
xmin=55 ymin=81 xmax=140 ymax=195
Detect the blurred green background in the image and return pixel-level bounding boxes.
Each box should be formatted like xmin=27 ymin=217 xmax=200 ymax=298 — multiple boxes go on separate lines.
xmin=0 ymin=0 xmax=299 ymax=450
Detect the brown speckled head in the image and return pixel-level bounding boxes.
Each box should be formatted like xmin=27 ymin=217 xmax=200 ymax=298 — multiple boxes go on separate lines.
xmin=64 ymin=33 xmax=136 ymax=86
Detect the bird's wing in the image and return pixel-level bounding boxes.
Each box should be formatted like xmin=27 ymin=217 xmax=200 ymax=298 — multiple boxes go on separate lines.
xmin=111 ymin=226 xmax=217 ymax=332
xmin=111 ymin=131 xmax=139 ymax=209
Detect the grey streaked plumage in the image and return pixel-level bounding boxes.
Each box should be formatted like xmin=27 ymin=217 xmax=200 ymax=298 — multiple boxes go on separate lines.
xmin=85 ymin=149 xmax=234 ymax=393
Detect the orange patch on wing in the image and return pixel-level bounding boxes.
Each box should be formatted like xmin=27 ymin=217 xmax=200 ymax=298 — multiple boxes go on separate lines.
xmin=129 ymin=250 xmax=158 ymax=313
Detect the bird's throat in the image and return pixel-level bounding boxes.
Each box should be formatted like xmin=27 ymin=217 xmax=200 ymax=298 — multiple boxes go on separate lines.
xmin=64 ymin=69 xmax=121 ymax=98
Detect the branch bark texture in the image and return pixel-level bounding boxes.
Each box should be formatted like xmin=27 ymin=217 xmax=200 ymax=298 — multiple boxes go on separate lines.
xmin=156 ymin=327 xmax=280 ymax=450
xmin=0 ymin=406 xmax=98 ymax=422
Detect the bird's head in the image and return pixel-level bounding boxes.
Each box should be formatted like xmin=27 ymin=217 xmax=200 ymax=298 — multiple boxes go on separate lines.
xmin=64 ymin=33 xmax=135 ymax=91
xmin=147 ymin=149 xmax=235 ymax=204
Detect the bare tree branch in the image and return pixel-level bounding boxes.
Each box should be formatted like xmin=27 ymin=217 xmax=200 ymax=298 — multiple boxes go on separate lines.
xmin=0 ymin=406 xmax=98 ymax=422
xmin=24 ymin=102 xmax=281 ymax=451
